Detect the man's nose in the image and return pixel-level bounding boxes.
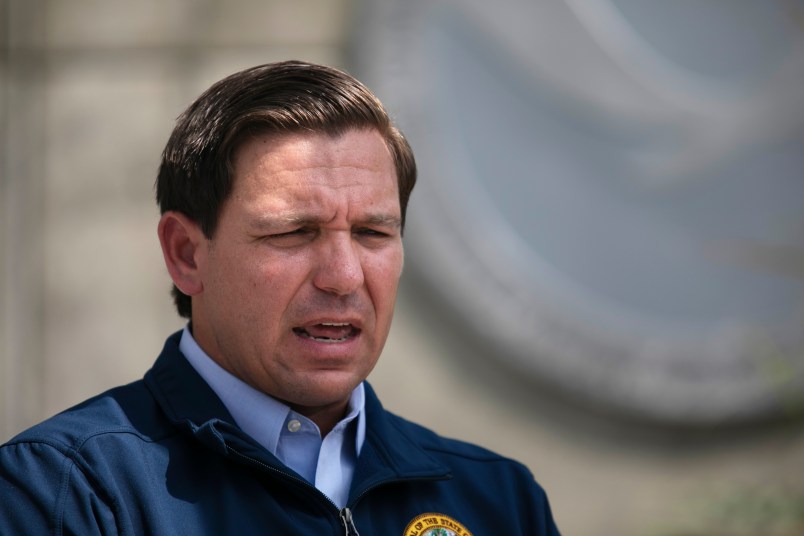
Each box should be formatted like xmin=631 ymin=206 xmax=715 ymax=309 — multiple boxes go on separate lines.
xmin=312 ymin=234 xmax=365 ymax=296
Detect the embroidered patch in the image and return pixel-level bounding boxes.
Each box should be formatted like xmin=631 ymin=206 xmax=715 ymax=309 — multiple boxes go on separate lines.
xmin=403 ymin=513 xmax=473 ymax=536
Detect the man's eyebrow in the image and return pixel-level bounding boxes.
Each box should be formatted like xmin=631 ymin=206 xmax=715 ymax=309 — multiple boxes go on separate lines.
xmin=248 ymin=213 xmax=315 ymax=229
xmin=247 ymin=213 xmax=402 ymax=230
xmin=361 ymin=214 xmax=402 ymax=228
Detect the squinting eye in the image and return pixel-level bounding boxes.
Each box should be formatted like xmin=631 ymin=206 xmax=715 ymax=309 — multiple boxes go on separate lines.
xmin=262 ymin=228 xmax=316 ymax=247
xmin=272 ymin=228 xmax=307 ymax=238
xmin=356 ymin=228 xmax=388 ymax=237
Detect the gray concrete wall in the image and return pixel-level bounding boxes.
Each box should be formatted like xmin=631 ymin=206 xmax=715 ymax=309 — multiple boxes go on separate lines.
xmin=2 ymin=2 xmax=803 ymax=535
xmin=2 ymin=0 xmax=352 ymax=433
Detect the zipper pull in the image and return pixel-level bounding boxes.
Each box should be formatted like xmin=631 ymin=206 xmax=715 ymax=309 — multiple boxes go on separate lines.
xmin=340 ymin=508 xmax=361 ymax=536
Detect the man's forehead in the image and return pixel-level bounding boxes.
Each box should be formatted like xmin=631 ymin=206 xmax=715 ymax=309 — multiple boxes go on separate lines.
xmin=229 ymin=132 xmax=395 ymax=196
xmin=233 ymin=128 xmax=393 ymax=171
xmin=229 ymin=128 xmax=395 ymax=192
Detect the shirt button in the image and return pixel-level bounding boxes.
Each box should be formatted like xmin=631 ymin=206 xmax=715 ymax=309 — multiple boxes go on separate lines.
xmin=287 ymin=419 xmax=302 ymax=433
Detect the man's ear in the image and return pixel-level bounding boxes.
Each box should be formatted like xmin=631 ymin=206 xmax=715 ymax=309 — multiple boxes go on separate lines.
xmin=157 ymin=211 xmax=206 ymax=296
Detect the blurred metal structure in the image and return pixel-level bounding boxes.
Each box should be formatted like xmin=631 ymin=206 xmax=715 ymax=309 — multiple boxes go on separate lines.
xmin=355 ymin=0 xmax=804 ymax=424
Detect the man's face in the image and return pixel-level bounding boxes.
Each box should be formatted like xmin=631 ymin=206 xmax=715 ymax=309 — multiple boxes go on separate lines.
xmin=190 ymin=128 xmax=403 ymax=414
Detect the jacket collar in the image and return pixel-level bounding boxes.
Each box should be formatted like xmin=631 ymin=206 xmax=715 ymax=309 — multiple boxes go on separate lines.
xmin=144 ymin=331 xmax=451 ymax=490
xmin=349 ymin=383 xmax=451 ymax=500
xmin=144 ymin=331 xmax=239 ymax=458
xmin=145 ymin=331 xmax=234 ymax=429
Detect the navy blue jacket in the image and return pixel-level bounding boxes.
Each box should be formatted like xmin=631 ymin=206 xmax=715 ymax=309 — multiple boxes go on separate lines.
xmin=0 ymin=332 xmax=560 ymax=535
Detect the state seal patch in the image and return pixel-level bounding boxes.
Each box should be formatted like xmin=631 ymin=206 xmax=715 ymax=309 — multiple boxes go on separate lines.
xmin=403 ymin=513 xmax=473 ymax=536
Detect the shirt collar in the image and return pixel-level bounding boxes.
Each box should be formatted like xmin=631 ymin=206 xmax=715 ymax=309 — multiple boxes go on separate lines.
xmin=178 ymin=326 xmax=366 ymax=457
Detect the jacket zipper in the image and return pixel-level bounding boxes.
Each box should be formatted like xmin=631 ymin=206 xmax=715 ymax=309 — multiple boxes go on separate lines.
xmin=339 ymin=507 xmax=360 ymax=536
xmin=228 ymin=446 xmax=362 ymax=535
xmin=228 ymin=445 xmax=450 ymax=535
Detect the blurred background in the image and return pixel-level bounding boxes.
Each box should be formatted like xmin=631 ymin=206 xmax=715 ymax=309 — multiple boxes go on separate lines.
xmin=2 ymin=1 xmax=804 ymax=534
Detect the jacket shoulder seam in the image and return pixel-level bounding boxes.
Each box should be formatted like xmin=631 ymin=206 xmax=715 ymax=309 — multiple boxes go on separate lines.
xmin=6 ymin=425 xmax=180 ymax=453
xmin=422 ymin=444 xmax=519 ymax=464
xmin=2 ymin=439 xmax=120 ymax=535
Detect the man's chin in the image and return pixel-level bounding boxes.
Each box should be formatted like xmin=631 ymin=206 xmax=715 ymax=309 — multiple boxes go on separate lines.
xmin=281 ymin=375 xmax=362 ymax=411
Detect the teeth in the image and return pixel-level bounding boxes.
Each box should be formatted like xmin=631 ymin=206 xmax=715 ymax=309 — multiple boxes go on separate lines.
xmin=297 ymin=331 xmax=349 ymax=343
xmin=314 ymin=336 xmax=348 ymax=343
xmin=293 ymin=323 xmax=356 ymax=344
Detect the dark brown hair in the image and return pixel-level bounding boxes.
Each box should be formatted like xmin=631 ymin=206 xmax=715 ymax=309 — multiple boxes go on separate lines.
xmin=155 ymin=60 xmax=417 ymax=318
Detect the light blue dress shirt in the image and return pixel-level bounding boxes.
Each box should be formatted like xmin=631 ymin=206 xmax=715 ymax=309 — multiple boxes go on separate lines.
xmin=179 ymin=326 xmax=366 ymax=508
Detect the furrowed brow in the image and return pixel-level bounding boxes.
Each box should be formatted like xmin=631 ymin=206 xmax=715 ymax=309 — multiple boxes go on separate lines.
xmin=249 ymin=213 xmax=319 ymax=231
xmin=248 ymin=213 xmax=401 ymax=231
xmin=362 ymin=214 xmax=402 ymax=229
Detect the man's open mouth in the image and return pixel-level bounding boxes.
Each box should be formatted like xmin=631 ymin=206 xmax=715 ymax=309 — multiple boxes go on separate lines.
xmin=292 ymin=323 xmax=360 ymax=343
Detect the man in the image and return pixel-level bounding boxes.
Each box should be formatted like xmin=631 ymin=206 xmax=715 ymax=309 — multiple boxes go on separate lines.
xmin=0 ymin=61 xmax=560 ymax=535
